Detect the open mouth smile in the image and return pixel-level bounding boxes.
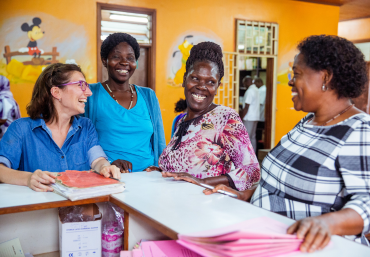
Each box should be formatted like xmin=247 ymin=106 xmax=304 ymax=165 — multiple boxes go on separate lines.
xmin=191 ymin=93 xmax=206 ymax=101
xmin=116 ymin=69 xmax=129 ymax=75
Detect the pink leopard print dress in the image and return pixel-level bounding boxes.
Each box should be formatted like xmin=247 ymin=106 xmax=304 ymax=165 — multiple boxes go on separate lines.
xmin=159 ymin=105 xmax=260 ymax=191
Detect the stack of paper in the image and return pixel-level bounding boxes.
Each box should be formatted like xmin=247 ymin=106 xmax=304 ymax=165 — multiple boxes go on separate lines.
xmin=177 ymin=217 xmax=303 ymax=257
xmin=120 ymin=241 xmax=202 ymax=257
xmin=51 ymin=170 xmax=125 ymax=201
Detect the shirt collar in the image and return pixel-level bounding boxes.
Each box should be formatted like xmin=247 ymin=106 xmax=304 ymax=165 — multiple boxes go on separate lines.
xmin=31 ymin=116 xmax=82 ymax=131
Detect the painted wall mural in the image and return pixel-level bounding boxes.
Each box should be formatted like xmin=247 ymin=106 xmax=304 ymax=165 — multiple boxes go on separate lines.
xmin=166 ymin=32 xmax=223 ymax=87
xmin=0 ymin=12 xmax=92 ymax=116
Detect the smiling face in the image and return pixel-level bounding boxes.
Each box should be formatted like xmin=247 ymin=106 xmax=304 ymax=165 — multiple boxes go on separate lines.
xmin=183 ymin=61 xmax=220 ymax=114
xmin=102 ymin=42 xmax=137 ymax=84
xmin=57 ymin=71 xmax=92 ymax=116
xmin=288 ymin=53 xmax=327 ymax=112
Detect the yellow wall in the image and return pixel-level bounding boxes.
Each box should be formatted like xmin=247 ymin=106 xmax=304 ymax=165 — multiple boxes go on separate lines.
xmin=338 ymin=18 xmax=370 ymax=41
xmin=1 ymin=0 xmax=339 ymax=145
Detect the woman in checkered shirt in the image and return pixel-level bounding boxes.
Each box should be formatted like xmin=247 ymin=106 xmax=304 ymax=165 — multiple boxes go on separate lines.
xmin=204 ymin=35 xmax=370 ymax=252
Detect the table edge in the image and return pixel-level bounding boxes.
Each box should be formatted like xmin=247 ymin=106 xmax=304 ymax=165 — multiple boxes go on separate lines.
xmin=0 ymin=195 xmax=110 ymax=215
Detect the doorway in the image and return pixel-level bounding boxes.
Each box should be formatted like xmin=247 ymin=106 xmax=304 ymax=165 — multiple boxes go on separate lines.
xmin=234 ymin=20 xmax=279 ymax=150
xmin=237 ymin=55 xmax=274 ymax=151
xmin=97 ymin=4 xmax=156 ymax=90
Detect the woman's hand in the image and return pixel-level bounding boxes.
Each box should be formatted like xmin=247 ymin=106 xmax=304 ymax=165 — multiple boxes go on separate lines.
xmin=111 ymin=159 xmax=132 ymax=173
xmin=162 ymin=172 xmax=204 ymax=186
xmin=27 ymin=169 xmax=56 ymax=192
xmin=145 ymin=166 xmax=162 ymax=172
xmin=100 ymin=165 xmax=121 ymax=180
xmin=203 ymin=184 xmax=245 ymax=200
xmin=287 ymin=216 xmax=332 ymax=253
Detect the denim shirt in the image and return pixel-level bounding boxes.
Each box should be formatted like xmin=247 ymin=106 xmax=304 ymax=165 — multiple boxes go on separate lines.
xmin=0 ymin=116 xmax=107 ymax=172
xmin=83 ymin=83 xmax=166 ymax=166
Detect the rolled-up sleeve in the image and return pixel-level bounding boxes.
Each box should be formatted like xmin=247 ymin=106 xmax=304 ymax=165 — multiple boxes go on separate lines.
xmin=0 ymin=156 xmax=11 ymax=168
xmin=222 ymin=111 xmax=260 ymax=191
xmin=86 ymin=119 xmax=107 ymax=167
xmin=338 ymin=122 xmax=370 ymax=234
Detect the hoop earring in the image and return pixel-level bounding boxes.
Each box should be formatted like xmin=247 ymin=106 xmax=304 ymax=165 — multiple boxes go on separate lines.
xmin=322 ymin=84 xmax=328 ymax=92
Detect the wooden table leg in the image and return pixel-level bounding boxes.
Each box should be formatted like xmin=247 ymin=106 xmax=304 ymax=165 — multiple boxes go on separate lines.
xmin=124 ymin=210 xmax=129 ymax=250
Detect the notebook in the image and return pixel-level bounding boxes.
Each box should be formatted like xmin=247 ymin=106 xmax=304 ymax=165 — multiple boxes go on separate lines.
xmin=51 ymin=170 xmax=125 ymax=201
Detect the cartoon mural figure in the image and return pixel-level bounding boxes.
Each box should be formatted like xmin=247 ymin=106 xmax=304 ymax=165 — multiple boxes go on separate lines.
xmin=19 ymin=17 xmax=44 ymax=58
xmin=172 ymin=35 xmax=193 ymax=85
xmin=167 ymin=33 xmax=222 ymax=87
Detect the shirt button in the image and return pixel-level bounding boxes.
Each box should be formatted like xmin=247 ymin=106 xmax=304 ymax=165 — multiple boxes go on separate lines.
xmin=61 ymin=156 xmax=64 ymax=159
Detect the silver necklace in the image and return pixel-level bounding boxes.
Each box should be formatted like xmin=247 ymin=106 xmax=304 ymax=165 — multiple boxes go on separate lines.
xmin=106 ymin=83 xmax=134 ymax=110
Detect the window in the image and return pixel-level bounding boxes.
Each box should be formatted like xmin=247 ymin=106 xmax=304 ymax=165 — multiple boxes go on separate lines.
xmin=236 ymin=20 xmax=278 ymax=55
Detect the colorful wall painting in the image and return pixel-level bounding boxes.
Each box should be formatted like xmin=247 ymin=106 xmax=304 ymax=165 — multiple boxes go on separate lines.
xmin=0 ymin=12 xmax=91 ymax=116
xmin=166 ymin=32 xmax=223 ymax=87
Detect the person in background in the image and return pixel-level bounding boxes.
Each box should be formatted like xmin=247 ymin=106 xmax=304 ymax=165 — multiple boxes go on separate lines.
xmin=0 ymin=76 xmax=21 ymax=139
xmin=146 ymin=42 xmax=260 ymax=192
xmin=240 ymin=77 xmax=260 ymax=153
xmin=240 ymin=75 xmax=252 ymax=106
xmin=84 ymin=33 xmax=166 ymax=172
xmin=171 ymin=98 xmax=187 ymax=137
xmin=204 ymin=35 xmax=370 ymax=252
xmin=0 ymin=63 xmax=120 ymax=192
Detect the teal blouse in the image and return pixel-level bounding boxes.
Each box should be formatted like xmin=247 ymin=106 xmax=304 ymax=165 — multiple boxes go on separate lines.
xmin=89 ymin=84 xmax=154 ymax=172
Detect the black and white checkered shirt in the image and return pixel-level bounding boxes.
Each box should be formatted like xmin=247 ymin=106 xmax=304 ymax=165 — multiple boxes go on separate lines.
xmin=251 ymin=113 xmax=370 ymax=241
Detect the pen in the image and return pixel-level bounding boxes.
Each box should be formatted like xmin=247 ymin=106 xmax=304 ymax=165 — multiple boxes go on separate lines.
xmin=200 ymin=183 xmax=238 ymax=198
xmin=92 ymin=170 xmax=120 ymax=181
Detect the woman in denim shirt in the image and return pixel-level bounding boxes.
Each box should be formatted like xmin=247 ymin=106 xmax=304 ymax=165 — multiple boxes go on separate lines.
xmin=0 ymin=63 xmax=120 ymax=192
xmin=84 ymin=33 xmax=166 ymax=172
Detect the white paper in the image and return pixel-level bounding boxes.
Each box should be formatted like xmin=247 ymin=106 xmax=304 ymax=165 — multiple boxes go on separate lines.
xmin=0 ymin=238 xmax=25 ymax=257
xmin=52 ymin=182 xmax=125 ymax=201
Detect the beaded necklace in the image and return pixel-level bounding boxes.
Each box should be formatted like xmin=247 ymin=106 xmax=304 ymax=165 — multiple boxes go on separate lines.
xmin=106 ymin=83 xmax=134 ymax=110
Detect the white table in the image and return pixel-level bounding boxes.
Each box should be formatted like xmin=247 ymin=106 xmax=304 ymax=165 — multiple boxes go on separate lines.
xmin=1 ymin=171 xmax=370 ymax=256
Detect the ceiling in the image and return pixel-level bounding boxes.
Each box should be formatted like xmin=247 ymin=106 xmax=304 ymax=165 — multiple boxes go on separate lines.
xmin=294 ymin=0 xmax=370 ymax=21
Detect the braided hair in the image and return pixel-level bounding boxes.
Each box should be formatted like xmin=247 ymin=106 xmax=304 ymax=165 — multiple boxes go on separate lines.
xmin=183 ymin=41 xmax=224 ymax=84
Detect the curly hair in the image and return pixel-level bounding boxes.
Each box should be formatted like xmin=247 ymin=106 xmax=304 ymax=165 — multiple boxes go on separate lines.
xmin=100 ymin=33 xmax=140 ymax=62
xmin=183 ymin=41 xmax=224 ymax=83
xmin=174 ymin=98 xmax=187 ymax=112
xmin=297 ymin=35 xmax=368 ymax=99
xmin=27 ymin=63 xmax=84 ymax=123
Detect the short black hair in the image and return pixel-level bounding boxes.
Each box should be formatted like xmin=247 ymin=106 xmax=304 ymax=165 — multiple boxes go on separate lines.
xmin=100 ymin=33 xmax=140 ymax=62
xmin=183 ymin=41 xmax=224 ymax=83
xmin=298 ymin=35 xmax=368 ymax=99
xmin=175 ymin=98 xmax=187 ymax=112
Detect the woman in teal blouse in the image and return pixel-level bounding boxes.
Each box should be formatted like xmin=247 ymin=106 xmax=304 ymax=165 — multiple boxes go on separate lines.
xmin=84 ymin=33 xmax=166 ymax=172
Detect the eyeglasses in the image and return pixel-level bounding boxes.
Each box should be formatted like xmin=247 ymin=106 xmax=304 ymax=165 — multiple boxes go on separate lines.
xmin=59 ymin=80 xmax=90 ymax=91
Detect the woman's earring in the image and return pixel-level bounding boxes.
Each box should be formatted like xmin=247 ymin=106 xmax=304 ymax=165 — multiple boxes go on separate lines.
xmin=322 ymin=84 xmax=328 ymax=92
xmin=59 ymin=98 xmax=61 ymax=102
